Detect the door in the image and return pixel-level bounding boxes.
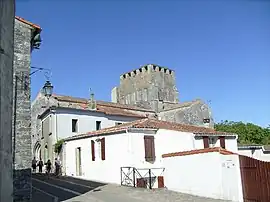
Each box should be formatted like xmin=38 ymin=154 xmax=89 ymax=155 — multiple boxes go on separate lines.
xmin=75 ymin=147 xmax=82 ymax=176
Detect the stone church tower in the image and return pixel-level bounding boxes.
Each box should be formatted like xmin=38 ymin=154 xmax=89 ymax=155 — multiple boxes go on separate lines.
xmin=111 ymin=64 xmax=179 ymax=112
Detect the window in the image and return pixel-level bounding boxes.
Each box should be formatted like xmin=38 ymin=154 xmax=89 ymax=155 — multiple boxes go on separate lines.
xmin=209 ymin=137 xmax=217 ymax=147
xmin=72 ymin=119 xmax=78 ymax=132
xmin=219 ymin=136 xmax=226 ymax=149
xmin=115 ymin=122 xmax=123 ymax=126
xmin=91 ymin=140 xmax=95 ymax=161
xmin=203 ymin=136 xmax=209 ymax=148
xmin=101 ymin=138 xmax=105 ymax=160
xmin=144 ymin=136 xmax=155 ymax=162
xmin=96 ymin=121 xmax=101 ymax=130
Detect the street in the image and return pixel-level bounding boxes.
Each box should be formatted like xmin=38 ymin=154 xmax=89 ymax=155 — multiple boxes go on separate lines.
xmin=32 ymin=173 xmax=106 ymax=202
xmin=31 ymin=174 xmax=230 ymax=202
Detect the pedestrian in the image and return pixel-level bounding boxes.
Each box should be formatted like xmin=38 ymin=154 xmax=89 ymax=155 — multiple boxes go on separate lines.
xmin=46 ymin=159 xmax=52 ymax=175
xmin=38 ymin=158 xmax=44 ymax=173
xmin=32 ymin=157 xmax=37 ymax=173
xmin=54 ymin=158 xmax=61 ymax=177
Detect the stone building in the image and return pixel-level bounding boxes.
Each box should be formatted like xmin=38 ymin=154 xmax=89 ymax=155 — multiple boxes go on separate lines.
xmin=0 ymin=0 xmax=15 ymax=201
xmin=31 ymin=64 xmax=213 ymax=164
xmin=13 ymin=16 xmax=42 ymax=201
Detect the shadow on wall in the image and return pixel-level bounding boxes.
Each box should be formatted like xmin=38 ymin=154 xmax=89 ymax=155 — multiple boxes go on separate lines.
xmin=13 ymin=168 xmax=32 ymax=202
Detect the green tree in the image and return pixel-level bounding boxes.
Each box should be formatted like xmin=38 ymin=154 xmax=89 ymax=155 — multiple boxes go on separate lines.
xmin=54 ymin=139 xmax=64 ymax=154
xmin=214 ymin=120 xmax=270 ymax=145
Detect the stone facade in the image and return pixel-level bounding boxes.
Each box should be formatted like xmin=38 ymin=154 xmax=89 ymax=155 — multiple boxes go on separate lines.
xmin=0 ymin=0 xmax=15 ymax=201
xmin=115 ymin=64 xmax=179 ymax=111
xmin=13 ymin=17 xmax=42 ymax=202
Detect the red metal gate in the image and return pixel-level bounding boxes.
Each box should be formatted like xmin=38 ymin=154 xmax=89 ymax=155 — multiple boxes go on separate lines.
xmin=239 ymin=155 xmax=270 ymax=202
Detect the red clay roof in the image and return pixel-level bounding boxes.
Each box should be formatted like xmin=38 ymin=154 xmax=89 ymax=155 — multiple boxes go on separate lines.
xmin=15 ymin=16 xmax=41 ymax=30
xmin=64 ymin=118 xmax=236 ymax=141
xmin=162 ymin=147 xmax=236 ymax=158
xmin=52 ymin=94 xmax=154 ymax=112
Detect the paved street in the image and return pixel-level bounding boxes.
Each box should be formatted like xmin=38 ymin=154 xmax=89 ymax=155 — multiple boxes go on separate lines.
xmin=32 ymin=174 xmax=231 ymax=202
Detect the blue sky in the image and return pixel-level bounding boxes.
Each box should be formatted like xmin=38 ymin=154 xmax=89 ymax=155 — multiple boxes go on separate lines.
xmin=16 ymin=0 xmax=270 ymax=127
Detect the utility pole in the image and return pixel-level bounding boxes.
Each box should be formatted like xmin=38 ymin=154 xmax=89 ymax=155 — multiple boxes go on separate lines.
xmin=0 ymin=0 xmax=15 ymax=201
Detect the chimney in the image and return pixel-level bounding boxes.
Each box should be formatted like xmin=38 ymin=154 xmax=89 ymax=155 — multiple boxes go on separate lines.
xmin=111 ymin=87 xmax=118 ymax=103
xmin=88 ymin=91 xmax=96 ymax=110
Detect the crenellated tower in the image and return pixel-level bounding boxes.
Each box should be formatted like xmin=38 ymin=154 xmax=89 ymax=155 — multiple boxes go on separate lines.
xmin=111 ymin=64 xmax=179 ymax=111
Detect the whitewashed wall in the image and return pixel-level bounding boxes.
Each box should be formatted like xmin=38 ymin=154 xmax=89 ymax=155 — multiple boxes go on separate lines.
xmin=55 ymin=108 xmax=139 ymax=140
xmin=64 ymin=129 xmax=239 ymax=189
xmin=238 ymin=148 xmax=270 ymax=162
xmin=163 ymin=152 xmax=243 ymax=202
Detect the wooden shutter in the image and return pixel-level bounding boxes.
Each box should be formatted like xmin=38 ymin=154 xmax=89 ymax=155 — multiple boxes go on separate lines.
xmin=101 ymin=137 xmax=105 ymax=160
xmin=91 ymin=140 xmax=95 ymax=161
xmin=219 ymin=136 xmax=226 ymax=149
xmin=158 ymin=176 xmax=164 ymax=188
xmin=203 ymin=136 xmax=209 ymax=148
xmin=144 ymin=136 xmax=155 ymax=162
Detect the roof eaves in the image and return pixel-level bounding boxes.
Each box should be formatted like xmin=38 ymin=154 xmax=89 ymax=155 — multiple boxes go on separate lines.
xmin=64 ymin=129 xmax=127 ymax=142
xmin=194 ymin=132 xmax=237 ymax=137
xmin=15 ymin=16 xmax=41 ymax=30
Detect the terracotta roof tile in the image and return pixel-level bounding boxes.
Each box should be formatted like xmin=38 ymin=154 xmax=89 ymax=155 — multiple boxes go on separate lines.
xmin=64 ymin=118 xmax=236 ymax=141
xmin=162 ymin=147 xmax=237 ymax=158
xmin=52 ymin=94 xmax=154 ymax=112
xmin=15 ymin=16 xmax=41 ymax=30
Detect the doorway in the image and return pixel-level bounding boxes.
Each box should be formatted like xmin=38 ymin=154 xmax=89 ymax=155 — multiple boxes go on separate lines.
xmin=75 ymin=147 xmax=82 ymax=176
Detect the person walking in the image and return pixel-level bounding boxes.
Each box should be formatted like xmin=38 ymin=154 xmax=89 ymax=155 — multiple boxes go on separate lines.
xmin=54 ymin=158 xmax=61 ymax=177
xmin=32 ymin=157 xmax=37 ymax=173
xmin=45 ymin=159 xmax=52 ymax=178
xmin=38 ymin=158 xmax=44 ymax=173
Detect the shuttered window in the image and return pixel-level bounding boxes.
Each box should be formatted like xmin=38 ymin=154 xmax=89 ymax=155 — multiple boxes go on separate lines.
xmin=101 ymin=138 xmax=105 ymax=160
xmin=219 ymin=136 xmax=226 ymax=149
xmin=91 ymin=140 xmax=95 ymax=161
xmin=144 ymin=136 xmax=155 ymax=162
xmin=203 ymin=136 xmax=209 ymax=148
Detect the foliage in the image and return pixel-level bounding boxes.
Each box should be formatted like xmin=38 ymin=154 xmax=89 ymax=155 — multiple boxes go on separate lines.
xmin=214 ymin=120 xmax=270 ymax=145
xmin=54 ymin=139 xmax=64 ymax=154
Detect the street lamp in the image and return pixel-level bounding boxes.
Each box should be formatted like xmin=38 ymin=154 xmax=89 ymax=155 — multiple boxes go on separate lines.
xmin=42 ymin=80 xmax=53 ymax=99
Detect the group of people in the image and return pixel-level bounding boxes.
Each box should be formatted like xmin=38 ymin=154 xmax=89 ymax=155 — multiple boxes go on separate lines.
xmin=31 ymin=157 xmax=61 ymax=176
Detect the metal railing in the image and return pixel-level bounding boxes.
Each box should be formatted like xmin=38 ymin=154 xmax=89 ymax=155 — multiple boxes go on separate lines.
xmin=120 ymin=166 xmax=164 ymax=189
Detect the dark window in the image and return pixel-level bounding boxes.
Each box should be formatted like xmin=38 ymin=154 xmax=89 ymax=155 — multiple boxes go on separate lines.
xmin=96 ymin=121 xmax=101 ymax=130
xmin=72 ymin=119 xmax=78 ymax=132
xmin=203 ymin=118 xmax=210 ymax=123
xmin=144 ymin=136 xmax=155 ymax=162
xmin=91 ymin=140 xmax=95 ymax=161
xmin=115 ymin=122 xmax=122 ymax=126
xmin=203 ymin=136 xmax=209 ymax=148
xmin=219 ymin=136 xmax=226 ymax=149
xmin=101 ymin=137 xmax=106 ymax=160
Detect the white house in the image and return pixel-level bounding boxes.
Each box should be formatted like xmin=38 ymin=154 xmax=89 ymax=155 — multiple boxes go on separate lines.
xmin=162 ymin=147 xmax=243 ymax=202
xmin=238 ymin=145 xmax=270 ymax=162
xmin=61 ymin=118 xmax=238 ymax=189
xmin=32 ymin=93 xmax=151 ymax=165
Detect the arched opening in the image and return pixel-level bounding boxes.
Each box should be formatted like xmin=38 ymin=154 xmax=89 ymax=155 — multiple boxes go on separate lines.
xmin=33 ymin=142 xmax=41 ymax=160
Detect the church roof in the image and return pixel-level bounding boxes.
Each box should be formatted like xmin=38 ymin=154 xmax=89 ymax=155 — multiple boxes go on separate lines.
xmin=15 ymin=16 xmax=41 ymax=30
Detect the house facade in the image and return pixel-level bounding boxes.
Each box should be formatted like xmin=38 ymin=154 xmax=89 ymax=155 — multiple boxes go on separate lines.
xmin=32 ymin=92 xmax=150 ymax=164
xmin=61 ymin=118 xmax=238 ymax=188
xmin=238 ymin=145 xmax=270 ymax=162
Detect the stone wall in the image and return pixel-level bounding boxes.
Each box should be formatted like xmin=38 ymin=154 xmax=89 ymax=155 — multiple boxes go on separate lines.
xmin=158 ymin=99 xmax=214 ymax=128
xmin=117 ymin=64 xmax=179 ymax=111
xmin=13 ymin=19 xmax=33 ymax=202
xmin=0 ymin=0 xmax=15 ymax=201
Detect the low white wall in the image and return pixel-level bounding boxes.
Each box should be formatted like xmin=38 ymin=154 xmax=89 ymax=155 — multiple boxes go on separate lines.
xmin=163 ymin=152 xmax=243 ymax=202
xmin=238 ymin=148 xmax=270 ymax=162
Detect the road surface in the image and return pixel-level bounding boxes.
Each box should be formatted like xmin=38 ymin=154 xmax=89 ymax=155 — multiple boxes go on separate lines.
xmin=32 ymin=173 xmax=231 ymax=202
xmin=32 ymin=173 xmax=105 ymax=202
